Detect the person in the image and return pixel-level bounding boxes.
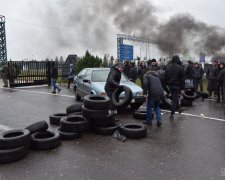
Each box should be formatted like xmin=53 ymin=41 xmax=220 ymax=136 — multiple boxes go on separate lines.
xmin=67 ymin=64 xmax=75 ymax=89
xmin=216 ymin=62 xmax=224 ymax=102
xmin=192 ymin=62 xmax=204 ymax=92
xmin=165 ymin=55 xmax=185 ymax=120
xmin=104 ymin=63 xmax=124 ymax=118
xmin=157 ymin=69 xmax=170 ymax=95
xmin=218 ymin=67 xmax=225 ymax=114
xmin=148 ymin=59 xmax=160 ymax=71
xmin=184 ymin=60 xmax=194 ymax=89
xmin=51 ymin=62 xmax=61 ymax=94
xmin=143 ymin=70 xmax=164 ymax=127
xmin=123 ymin=61 xmax=130 ymax=77
xmin=138 ymin=61 xmax=147 ymax=88
xmin=206 ymin=60 xmax=218 ymax=97
xmin=129 ymin=62 xmax=138 ymax=82
xmin=1 ymin=63 xmax=9 ymax=87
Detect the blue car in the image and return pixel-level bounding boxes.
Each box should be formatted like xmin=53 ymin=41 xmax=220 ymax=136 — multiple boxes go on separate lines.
xmin=73 ymin=68 xmax=145 ymax=110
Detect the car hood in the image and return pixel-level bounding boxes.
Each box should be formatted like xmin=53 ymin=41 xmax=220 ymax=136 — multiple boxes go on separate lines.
xmin=92 ymin=81 xmax=143 ymax=96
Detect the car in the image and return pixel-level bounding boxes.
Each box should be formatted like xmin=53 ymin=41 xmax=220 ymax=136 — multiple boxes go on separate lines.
xmin=73 ymin=68 xmax=145 ymax=110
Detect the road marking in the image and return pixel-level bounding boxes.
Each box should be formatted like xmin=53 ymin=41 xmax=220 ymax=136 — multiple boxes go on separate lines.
xmin=140 ymin=106 xmax=225 ymax=122
xmin=0 ymin=87 xmax=74 ymax=98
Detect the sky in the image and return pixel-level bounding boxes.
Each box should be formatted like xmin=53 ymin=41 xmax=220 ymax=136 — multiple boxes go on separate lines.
xmin=0 ymin=0 xmax=225 ymax=61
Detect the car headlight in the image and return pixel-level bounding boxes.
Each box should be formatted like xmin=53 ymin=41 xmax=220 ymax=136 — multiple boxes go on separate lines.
xmin=136 ymin=91 xmax=143 ymax=96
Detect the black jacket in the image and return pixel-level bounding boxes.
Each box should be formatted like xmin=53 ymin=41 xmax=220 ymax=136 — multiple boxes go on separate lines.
xmin=165 ymin=62 xmax=185 ymax=90
xmin=104 ymin=68 xmax=121 ymax=92
xmin=184 ymin=64 xmax=193 ymax=79
xmin=143 ymin=71 xmax=164 ymax=101
xmin=51 ymin=66 xmax=58 ymax=79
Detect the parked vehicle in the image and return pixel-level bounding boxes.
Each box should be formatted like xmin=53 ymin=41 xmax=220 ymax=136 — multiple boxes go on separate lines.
xmin=73 ymin=68 xmax=145 ymax=110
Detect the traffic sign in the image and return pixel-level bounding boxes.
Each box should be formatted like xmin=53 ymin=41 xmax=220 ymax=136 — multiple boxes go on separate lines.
xmin=120 ymin=44 xmax=133 ymax=61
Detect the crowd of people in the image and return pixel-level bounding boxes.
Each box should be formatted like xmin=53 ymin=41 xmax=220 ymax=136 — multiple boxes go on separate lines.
xmin=108 ymin=55 xmax=225 ymax=127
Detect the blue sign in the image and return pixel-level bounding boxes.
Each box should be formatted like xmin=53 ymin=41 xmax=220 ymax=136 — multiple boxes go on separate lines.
xmin=199 ymin=53 xmax=205 ymax=63
xmin=120 ymin=44 xmax=133 ymax=61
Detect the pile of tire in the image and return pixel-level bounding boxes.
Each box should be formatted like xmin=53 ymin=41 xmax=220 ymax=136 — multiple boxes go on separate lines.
xmin=133 ymin=108 xmax=154 ymax=120
xmin=82 ymin=95 xmax=119 ymax=135
xmin=0 ymin=120 xmax=60 ymax=164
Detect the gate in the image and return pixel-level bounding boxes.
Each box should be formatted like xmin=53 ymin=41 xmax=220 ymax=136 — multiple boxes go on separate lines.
xmin=8 ymin=61 xmax=51 ymax=88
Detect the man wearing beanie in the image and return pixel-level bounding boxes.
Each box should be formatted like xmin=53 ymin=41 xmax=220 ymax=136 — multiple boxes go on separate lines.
xmin=165 ymin=55 xmax=185 ymax=120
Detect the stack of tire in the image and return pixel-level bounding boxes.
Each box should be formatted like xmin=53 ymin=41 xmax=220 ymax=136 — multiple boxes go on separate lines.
xmin=82 ymin=95 xmax=119 ymax=135
xmin=25 ymin=121 xmax=61 ymax=151
xmin=181 ymin=89 xmax=199 ymax=106
xmin=133 ymin=108 xmax=154 ymax=121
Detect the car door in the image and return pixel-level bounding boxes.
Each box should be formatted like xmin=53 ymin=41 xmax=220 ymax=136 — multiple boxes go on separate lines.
xmin=81 ymin=69 xmax=92 ymax=96
xmin=75 ymin=69 xmax=87 ymax=97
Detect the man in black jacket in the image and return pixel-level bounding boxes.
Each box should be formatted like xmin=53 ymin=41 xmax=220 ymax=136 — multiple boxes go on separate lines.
xmin=143 ymin=71 xmax=164 ymax=126
xmin=165 ymin=55 xmax=185 ymax=120
xmin=105 ymin=63 xmax=124 ymax=116
xmin=51 ymin=62 xmax=61 ymax=94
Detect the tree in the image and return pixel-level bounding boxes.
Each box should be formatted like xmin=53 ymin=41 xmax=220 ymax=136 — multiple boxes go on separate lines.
xmin=109 ymin=56 xmax=114 ymax=66
xmin=55 ymin=56 xmax=59 ymax=63
xmin=76 ymin=50 xmax=102 ymax=73
xmin=102 ymin=55 xmax=108 ymax=67
xmin=59 ymin=56 xmax=64 ymax=63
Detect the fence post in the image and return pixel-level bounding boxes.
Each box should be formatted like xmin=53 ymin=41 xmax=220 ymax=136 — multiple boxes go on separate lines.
xmin=46 ymin=61 xmax=51 ymax=86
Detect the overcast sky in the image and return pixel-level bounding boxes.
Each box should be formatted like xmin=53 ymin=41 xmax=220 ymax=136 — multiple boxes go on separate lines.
xmin=0 ymin=0 xmax=225 ymax=61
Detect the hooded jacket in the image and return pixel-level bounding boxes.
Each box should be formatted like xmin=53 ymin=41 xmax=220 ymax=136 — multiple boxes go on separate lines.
xmin=104 ymin=67 xmax=121 ymax=92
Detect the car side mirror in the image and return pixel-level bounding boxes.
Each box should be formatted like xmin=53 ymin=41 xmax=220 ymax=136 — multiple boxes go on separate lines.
xmin=83 ymin=79 xmax=90 ymax=83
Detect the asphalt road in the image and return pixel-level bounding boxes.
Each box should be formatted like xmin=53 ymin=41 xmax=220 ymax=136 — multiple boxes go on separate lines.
xmin=0 ymin=84 xmax=225 ymax=180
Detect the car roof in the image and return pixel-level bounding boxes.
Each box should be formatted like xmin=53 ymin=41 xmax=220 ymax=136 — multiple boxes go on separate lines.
xmin=84 ymin=68 xmax=110 ymax=71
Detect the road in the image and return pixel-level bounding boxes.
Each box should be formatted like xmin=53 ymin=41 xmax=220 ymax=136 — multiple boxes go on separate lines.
xmin=0 ymin=84 xmax=225 ymax=180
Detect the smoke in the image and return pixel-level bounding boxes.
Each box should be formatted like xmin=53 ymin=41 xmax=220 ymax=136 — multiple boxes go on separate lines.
xmin=37 ymin=0 xmax=225 ymax=57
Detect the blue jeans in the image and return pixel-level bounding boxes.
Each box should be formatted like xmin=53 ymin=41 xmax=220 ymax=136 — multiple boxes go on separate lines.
xmin=146 ymin=98 xmax=161 ymax=123
xmin=51 ymin=78 xmax=59 ymax=92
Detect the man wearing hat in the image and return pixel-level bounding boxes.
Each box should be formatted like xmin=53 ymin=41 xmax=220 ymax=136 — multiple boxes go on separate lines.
xmin=105 ymin=63 xmax=124 ymax=118
xmin=192 ymin=62 xmax=204 ymax=92
xmin=148 ymin=58 xmax=160 ymax=71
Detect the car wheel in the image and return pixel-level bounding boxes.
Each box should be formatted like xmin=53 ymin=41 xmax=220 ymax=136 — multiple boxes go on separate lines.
xmin=74 ymin=86 xmax=81 ymax=101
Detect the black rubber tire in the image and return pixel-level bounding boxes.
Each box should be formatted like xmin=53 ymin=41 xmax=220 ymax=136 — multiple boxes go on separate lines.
xmin=130 ymin=102 xmax=143 ymax=110
xmin=68 ymin=111 xmax=83 ymax=116
xmin=197 ymin=91 xmax=209 ymax=99
xmin=161 ymin=95 xmax=182 ymax=109
xmin=92 ymin=114 xmax=115 ymax=127
xmin=30 ymin=130 xmax=61 ymax=150
xmin=112 ymin=85 xmax=133 ymax=107
xmin=0 ymin=146 xmax=29 ymax=164
xmin=93 ymin=123 xmax=119 ymax=135
xmin=133 ymin=109 xmax=146 ymax=120
xmin=182 ymin=89 xmax=198 ymax=100
xmin=181 ymin=99 xmax=193 ymax=106
xmin=49 ymin=113 xmax=67 ymax=125
xmin=25 ymin=121 xmax=48 ymax=134
xmin=56 ymin=127 xmax=82 ymax=140
xmin=60 ymin=115 xmax=90 ymax=132
xmin=66 ymin=103 xmax=83 ymax=115
xmin=119 ymin=123 xmax=147 ymax=138
xmin=83 ymin=95 xmax=110 ymax=110
xmin=82 ymin=105 xmax=109 ymax=120
xmin=0 ymin=129 xmax=31 ymax=149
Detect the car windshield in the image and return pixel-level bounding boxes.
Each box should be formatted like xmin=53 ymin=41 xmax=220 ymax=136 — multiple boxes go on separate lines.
xmin=91 ymin=69 xmax=128 ymax=82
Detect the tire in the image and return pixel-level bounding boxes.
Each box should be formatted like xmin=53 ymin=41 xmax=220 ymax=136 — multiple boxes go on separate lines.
xmin=119 ymin=123 xmax=147 ymax=138
xmin=0 ymin=129 xmax=31 ymax=149
xmin=0 ymin=146 xmax=29 ymax=164
xmin=66 ymin=103 xmax=83 ymax=115
xmin=49 ymin=113 xmax=67 ymax=125
xmin=197 ymin=92 xmax=209 ymax=99
xmin=68 ymin=112 xmax=83 ymax=116
xmin=30 ymin=130 xmax=61 ymax=150
xmin=56 ymin=127 xmax=82 ymax=140
xmin=83 ymin=95 xmax=110 ymax=110
xmin=82 ymin=105 xmax=109 ymax=120
xmin=92 ymin=114 xmax=115 ymax=127
xmin=25 ymin=121 xmax=48 ymax=134
xmin=112 ymin=85 xmax=133 ymax=107
xmin=93 ymin=123 xmax=119 ymax=135
xmin=60 ymin=115 xmax=90 ymax=132
xmin=181 ymin=99 xmax=193 ymax=106
xmin=182 ymin=89 xmax=198 ymax=100
xmin=130 ymin=102 xmax=143 ymax=111
xmin=74 ymin=87 xmax=81 ymax=101
xmin=162 ymin=95 xmax=182 ymax=109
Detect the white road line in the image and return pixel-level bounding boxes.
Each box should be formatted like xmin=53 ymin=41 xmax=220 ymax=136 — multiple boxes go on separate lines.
xmin=0 ymin=87 xmax=74 ymax=98
xmin=140 ymin=106 xmax=225 ymax=122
